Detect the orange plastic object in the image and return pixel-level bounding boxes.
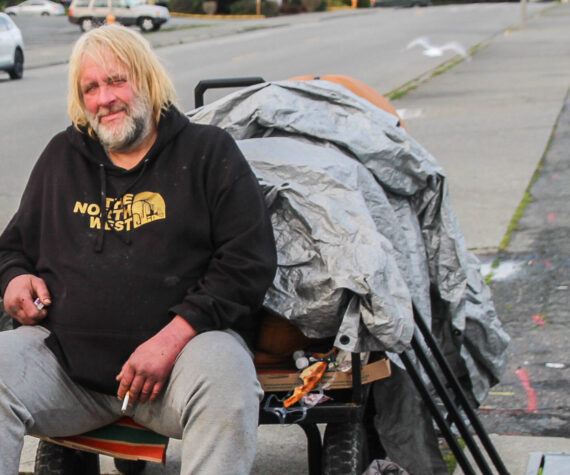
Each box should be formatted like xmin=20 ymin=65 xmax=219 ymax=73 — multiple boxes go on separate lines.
xmin=253 ymin=310 xmax=315 ymax=367
xmin=283 ymin=361 xmax=328 ymax=408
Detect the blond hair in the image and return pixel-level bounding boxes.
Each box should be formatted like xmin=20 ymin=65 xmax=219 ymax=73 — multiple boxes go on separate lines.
xmin=68 ymin=24 xmax=177 ymax=134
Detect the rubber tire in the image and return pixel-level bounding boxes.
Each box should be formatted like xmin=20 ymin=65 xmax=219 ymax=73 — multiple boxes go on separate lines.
xmin=138 ymin=17 xmax=155 ymax=32
xmin=34 ymin=440 xmax=100 ymax=475
xmin=80 ymin=17 xmax=94 ymax=32
xmin=322 ymin=422 xmax=370 ymax=475
xmin=8 ymin=48 xmax=24 ymax=80
xmin=114 ymin=458 xmax=147 ymax=474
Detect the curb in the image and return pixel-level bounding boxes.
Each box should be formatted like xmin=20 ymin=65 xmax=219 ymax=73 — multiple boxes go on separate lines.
xmin=170 ymin=11 xmax=265 ymax=20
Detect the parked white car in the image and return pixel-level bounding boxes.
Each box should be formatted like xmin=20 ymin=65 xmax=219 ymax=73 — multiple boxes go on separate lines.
xmin=0 ymin=12 xmax=24 ymax=79
xmin=68 ymin=0 xmax=169 ymax=33
xmin=5 ymin=0 xmax=65 ymax=16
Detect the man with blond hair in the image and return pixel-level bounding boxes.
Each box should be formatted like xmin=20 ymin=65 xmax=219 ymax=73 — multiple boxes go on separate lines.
xmin=0 ymin=24 xmax=276 ymax=474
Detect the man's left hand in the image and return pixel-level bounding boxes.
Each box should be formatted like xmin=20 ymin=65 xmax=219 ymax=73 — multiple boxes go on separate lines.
xmin=116 ymin=316 xmax=197 ymax=405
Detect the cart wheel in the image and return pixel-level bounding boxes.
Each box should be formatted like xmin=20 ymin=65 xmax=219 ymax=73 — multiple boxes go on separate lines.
xmin=114 ymin=458 xmax=147 ymax=474
xmin=322 ymin=422 xmax=369 ymax=475
xmin=34 ymin=440 xmax=100 ymax=475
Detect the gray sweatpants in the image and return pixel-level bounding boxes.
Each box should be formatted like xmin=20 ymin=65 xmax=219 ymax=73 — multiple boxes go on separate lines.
xmin=0 ymin=325 xmax=263 ymax=475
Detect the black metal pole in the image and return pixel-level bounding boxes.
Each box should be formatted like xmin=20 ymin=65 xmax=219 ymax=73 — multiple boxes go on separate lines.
xmin=351 ymin=352 xmax=363 ymax=405
xmin=413 ymin=306 xmax=510 ymax=475
xmin=299 ymin=423 xmax=323 ymax=475
xmin=399 ymin=351 xmax=477 ymax=475
xmin=410 ymin=334 xmax=494 ymax=475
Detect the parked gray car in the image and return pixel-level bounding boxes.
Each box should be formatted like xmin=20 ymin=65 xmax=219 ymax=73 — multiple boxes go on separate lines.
xmin=5 ymin=0 xmax=65 ymax=16
xmin=0 ymin=12 xmax=24 ymax=79
xmin=68 ymin=0 xmax=170 ymax=32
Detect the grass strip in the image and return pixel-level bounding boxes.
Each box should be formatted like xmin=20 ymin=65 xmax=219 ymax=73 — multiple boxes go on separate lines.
xmin=384 ymin=41 xmax=491 ymax=102
xmin=497 ymin=88 xmax=569 ymax=251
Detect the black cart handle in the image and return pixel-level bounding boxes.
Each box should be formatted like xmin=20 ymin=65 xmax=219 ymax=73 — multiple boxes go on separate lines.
xmin=194 ymin=77 xmax=266 ymax=108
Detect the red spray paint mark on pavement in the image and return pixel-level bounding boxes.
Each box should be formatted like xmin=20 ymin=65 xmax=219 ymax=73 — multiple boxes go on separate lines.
xmin=533 ymin=314 xmax=547 ymax=326
xmin=515 ymin=369 xmax=537 ymax=413
xmin=548 ymin=213 xmax=556 ymax=222
xmin=544 ymin=259 xmax=553 ymax=269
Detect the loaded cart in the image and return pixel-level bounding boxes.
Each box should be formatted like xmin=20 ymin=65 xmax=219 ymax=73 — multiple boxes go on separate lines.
xmin=34 ymin=76 xmax=511 ymax=475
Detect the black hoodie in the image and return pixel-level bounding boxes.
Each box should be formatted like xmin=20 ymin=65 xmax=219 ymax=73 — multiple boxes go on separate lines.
xmin=0 ymin=106 xmax=277 ymax=395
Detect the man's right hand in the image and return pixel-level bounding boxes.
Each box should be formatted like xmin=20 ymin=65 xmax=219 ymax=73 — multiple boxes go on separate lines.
xmin=3 ymin=274 xmax=51 ymax=325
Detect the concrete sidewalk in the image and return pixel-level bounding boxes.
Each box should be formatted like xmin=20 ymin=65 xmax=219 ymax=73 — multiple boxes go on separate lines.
xmin=452 ymin=435 xmax=570 ymax=475
xmin=394 ymin=2 xmax=570 ymax=251
xmin=18 ymin=3 xmax=570 ymax=474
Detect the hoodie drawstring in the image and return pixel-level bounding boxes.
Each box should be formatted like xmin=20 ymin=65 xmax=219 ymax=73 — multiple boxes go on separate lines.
xmin=94 ymin=159 xmax=151 ymax=252
xmin=95 ymin=164 xmax=107 ymax=253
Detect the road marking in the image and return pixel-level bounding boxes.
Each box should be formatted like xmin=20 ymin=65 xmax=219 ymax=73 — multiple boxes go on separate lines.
xmin=532 ymin=313 xmax=547 ymax=326
xmin=515 ymin=368 xmax=537 ymax=413
xmin=232 ymin=52 xmax=260 ymax=62
xmin=545 ymin=363 xmax=565 ymax=369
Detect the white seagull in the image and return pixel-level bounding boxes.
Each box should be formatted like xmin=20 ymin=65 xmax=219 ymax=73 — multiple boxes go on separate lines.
xmin=406 ymin=37 xmax=470 ymax=60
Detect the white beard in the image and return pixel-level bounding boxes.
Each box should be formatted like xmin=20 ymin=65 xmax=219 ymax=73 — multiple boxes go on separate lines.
xmin=87 ymin=94 xmax=152 ymax=153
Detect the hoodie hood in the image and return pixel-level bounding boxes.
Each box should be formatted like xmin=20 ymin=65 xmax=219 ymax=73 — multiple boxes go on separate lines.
xmin=66 ymin=104 xmax=189 ymax=173
xmin=65 ymin=105 xmax=190 ymax=251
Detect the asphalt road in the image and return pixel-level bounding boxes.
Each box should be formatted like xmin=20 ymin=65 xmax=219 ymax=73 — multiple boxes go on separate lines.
xmin=8 ymin=15 xmax=79 ymax=49
xmin=8 ymin=14 xmax=206 ymax=49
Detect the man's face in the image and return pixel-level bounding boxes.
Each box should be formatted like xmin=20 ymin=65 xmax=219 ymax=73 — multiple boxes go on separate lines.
xmin=80 ymin=49 xmax=152 ymax=152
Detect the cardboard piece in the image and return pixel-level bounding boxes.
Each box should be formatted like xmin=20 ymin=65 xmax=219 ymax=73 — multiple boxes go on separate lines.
xmin=256 ymin=357 xmax=391 ymax=392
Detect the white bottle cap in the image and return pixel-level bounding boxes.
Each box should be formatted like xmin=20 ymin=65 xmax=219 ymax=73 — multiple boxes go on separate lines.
xmin=295 ymin=356 xmax=310 ymax=369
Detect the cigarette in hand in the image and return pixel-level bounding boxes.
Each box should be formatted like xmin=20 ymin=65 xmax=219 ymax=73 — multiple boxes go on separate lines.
xmin=34 ymin=298 xmax=44 ymax=311
xmin=121 ymin=391 xmax=130 ymax=413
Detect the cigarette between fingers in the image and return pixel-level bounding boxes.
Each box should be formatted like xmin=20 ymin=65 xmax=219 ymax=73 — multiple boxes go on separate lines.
xmin=34 ymin=298 xmax=44 ymax=311
xmin=121 ymin=391 xmax=130 ymax=413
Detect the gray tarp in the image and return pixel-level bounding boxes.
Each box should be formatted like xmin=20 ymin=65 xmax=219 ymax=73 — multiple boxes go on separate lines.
xmin=187 ymin=79 xmax=509 ymax=404
xmin=240 ymin=137 xmax=414 ymax=354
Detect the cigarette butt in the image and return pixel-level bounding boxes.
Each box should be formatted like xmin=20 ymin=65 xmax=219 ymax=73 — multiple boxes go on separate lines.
xmin=121 ymin=391 xmax=130 ymax=413
xmin=34 ymin=298 xmax=44 ymax=311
